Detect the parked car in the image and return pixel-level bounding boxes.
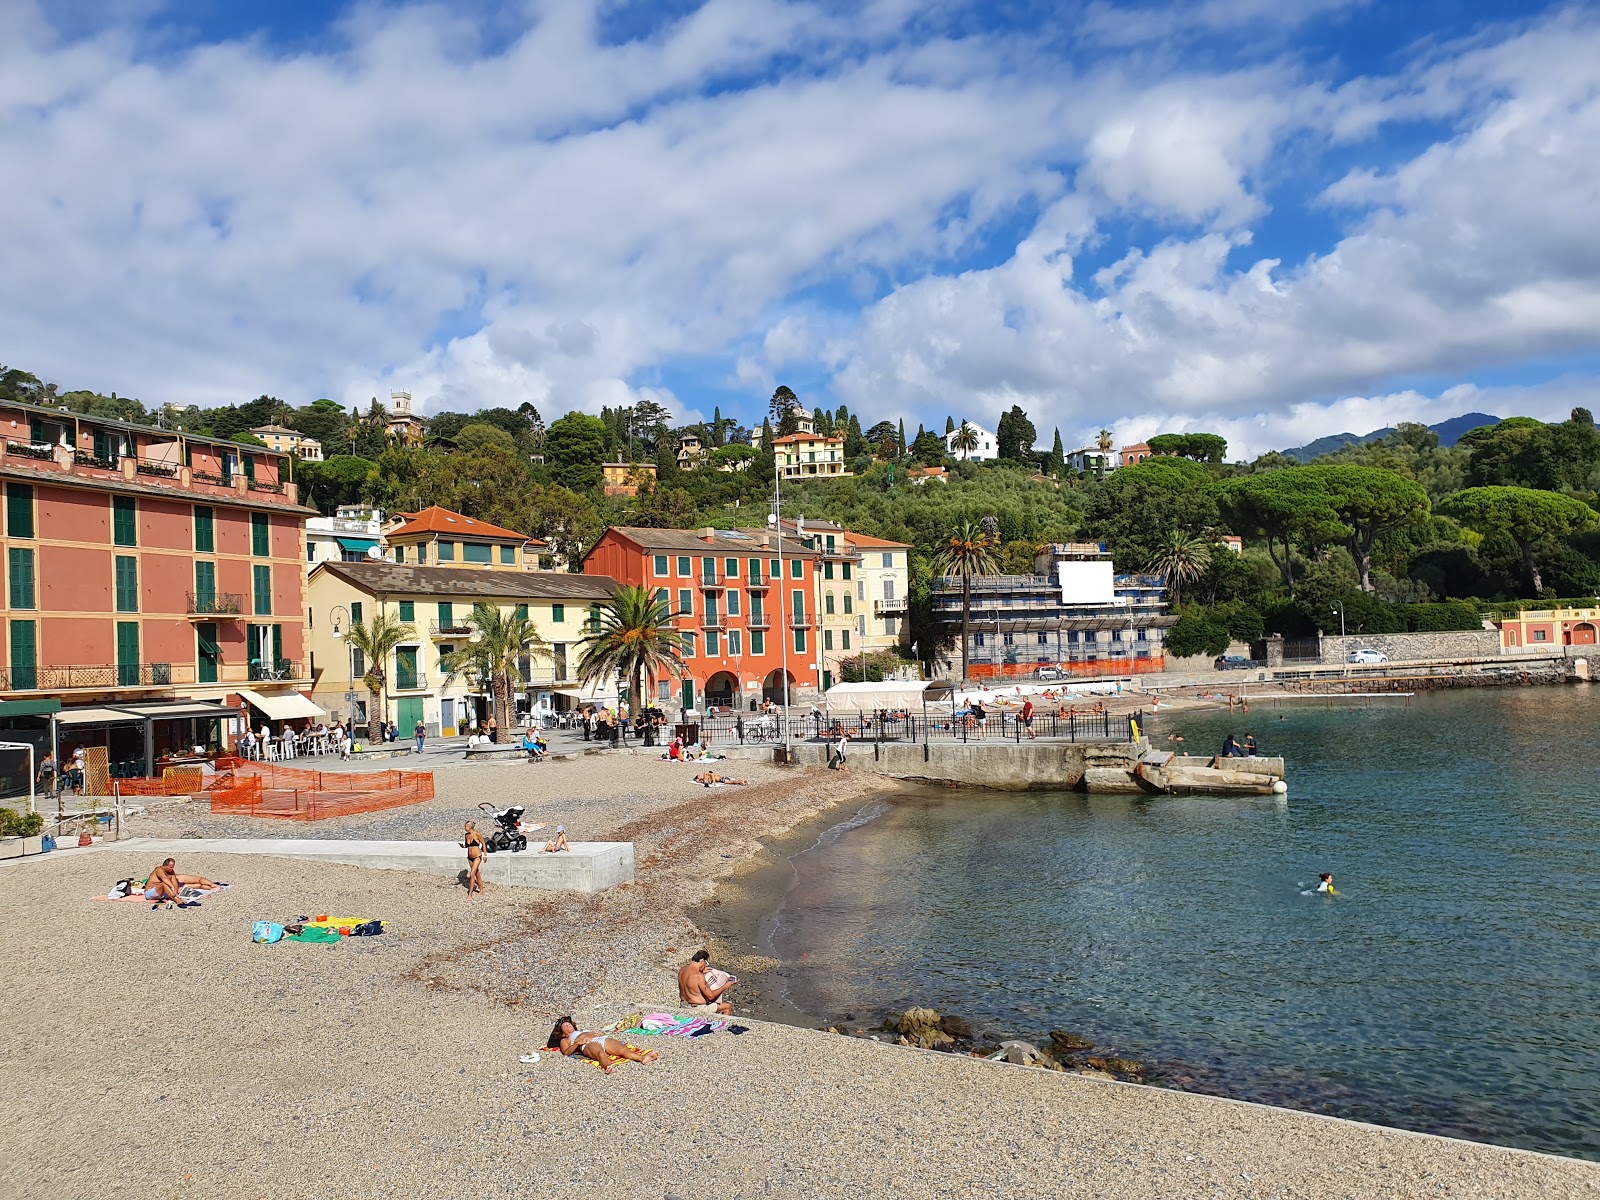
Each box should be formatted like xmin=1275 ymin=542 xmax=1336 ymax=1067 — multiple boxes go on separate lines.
xmin=1214 ymin=655 xmax=1257 ymax=670
xmin=1036 ymin=666 xmax=1066 ymax=681
xmin=1347 ymin=648 xmax=1389 ymax=664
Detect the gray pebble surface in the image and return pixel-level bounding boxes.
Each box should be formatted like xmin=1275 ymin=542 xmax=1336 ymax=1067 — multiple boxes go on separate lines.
xmin=2 ymin=751 xmax=1596 ymax=1199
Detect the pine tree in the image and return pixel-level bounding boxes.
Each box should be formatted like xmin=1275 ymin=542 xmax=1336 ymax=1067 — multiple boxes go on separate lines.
xmin=760 ymin=418 xmax=773 ymax=454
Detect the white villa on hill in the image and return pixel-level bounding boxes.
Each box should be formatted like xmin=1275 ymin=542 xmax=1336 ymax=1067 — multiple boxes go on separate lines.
xmin=944 ymin=421 xmax=998 ymax=462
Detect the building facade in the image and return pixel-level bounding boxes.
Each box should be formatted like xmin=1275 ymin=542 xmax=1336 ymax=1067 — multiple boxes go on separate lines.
xmin=770 ymin=520 xmax=909 ymax=688
xmin=931 ymin=543 xmax=1173 ymax=679
xmin=601 ymin=461 xmax=657 ymax=497
xmin=306 ymin=561 xmax=617 ymax=734
xmin=250 ymin=424 xmax=325 ymax=461
xmin=582 ymin=527 xmax=821 ymax=711
xmin=385 ymin=390 xmax=428 ymax=446
xmin=1493 ymin=605 xmax=1600 ymax=650
xmin=772 ymin=432 xmax=851 ymax=480
xmin=305 ymin=505 xmax=385 ymax=567
xmin=382 ymin=506 xmax=546 ymax=570
xmin=0 ymin=400 xmax=315 ymax=771
xmin=676 ymin=434 xmax=704 ymax=470
xmin=945 ymin=422 xmax=999 ymax=462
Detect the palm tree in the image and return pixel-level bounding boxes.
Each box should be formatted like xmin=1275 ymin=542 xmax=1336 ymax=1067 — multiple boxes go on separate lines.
xmin=577 ymin=584 xmax=686 ymax=717
xmin=1145 ymin=531 xmax=1213 ymax=609
xmin=344 ymin=611 xmax=416 ymax=743
xmin=438 ymin=602 xmax=547 ymax=733
xmin=1095 ymin=428 xmax=1115 ymax=480
xmin=951 ymin=422 xmax=980 ymax=460
xmin=933 ymin=519 xmax=999 ymax=684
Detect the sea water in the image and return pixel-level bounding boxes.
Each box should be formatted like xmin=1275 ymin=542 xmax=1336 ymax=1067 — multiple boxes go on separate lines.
xmin=766 ymin=687 xmax=1600 ymax=1159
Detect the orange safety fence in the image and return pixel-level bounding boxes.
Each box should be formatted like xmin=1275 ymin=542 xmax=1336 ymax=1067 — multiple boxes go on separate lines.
xmin=112 ymin=760 xmax=435 ymax=821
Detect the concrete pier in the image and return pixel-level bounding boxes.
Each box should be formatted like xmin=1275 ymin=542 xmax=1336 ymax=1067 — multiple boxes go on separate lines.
xmin=112 ymin=837 xmax=634 ymax=892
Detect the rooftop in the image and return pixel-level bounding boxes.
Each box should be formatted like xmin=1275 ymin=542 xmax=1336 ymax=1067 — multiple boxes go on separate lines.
xmin=311 ymin=561 xmax=617 ymax=600
xmin=387 ymin=505 xmax=544 ymax=545
xmin=599 ymin=525 xmax=820 ymax=557
xmin=771 ymin=432 xmax=843 ymax=445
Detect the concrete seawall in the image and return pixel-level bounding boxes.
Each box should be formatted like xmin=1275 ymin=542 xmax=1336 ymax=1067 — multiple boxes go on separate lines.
xmin=722 ymin=739 xmax=1138 ymax=791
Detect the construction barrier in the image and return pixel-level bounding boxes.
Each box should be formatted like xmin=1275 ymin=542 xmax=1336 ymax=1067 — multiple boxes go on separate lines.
xmin=114 ymin=761 xmax=435 ymax=822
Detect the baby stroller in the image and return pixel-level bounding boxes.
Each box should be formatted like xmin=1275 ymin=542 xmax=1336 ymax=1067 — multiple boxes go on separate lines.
xmin=478 ymin=802 xmax=529 ymax=853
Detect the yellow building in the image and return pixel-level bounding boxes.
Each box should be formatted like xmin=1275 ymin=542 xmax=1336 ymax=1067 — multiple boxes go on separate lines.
xmin=601 ymin=461 xmax=657 ymax=497
xmin=382 ymin=505 xmax=547 ymax=570
xmin=250 ymin=424 xmax=324 ymax=461
xmin=306 ymin=561 xmax=617 ymax=735
xmin=772 ymin=432 xmax=851 ymax=479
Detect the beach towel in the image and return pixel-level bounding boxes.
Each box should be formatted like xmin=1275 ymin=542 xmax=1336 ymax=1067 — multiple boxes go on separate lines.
xmin=285 ymin=925 xmax=342 ymax=942
xmin=94 ymin=884 xmax=226 ymax=904
xmin=620 ymin=1015 xmax=727 ymax=1037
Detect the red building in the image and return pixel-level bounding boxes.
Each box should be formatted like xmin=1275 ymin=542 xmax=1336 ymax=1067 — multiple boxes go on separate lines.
xmin=581 ymin=526 xmax=820 ymax=711
xmin=0 ymin=400 xmax=315 ymax=776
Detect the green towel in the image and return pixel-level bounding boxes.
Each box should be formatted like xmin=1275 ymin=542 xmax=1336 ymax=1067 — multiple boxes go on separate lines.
xmin=285 ymin=926 xmax=342 ymax=943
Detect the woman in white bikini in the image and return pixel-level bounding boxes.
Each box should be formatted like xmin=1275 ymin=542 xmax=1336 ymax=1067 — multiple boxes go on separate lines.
xmin=545 ymin=1016 xmax=660 ymax=1074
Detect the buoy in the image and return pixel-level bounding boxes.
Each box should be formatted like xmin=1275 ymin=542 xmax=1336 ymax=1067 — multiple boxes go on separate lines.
xmin=1272 ymin=780 xmax=1288 ymax=794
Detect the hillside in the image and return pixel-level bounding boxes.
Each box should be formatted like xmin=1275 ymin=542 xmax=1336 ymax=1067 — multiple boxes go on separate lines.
xmin=1280 ymin=412 xmax=1500 ymax=462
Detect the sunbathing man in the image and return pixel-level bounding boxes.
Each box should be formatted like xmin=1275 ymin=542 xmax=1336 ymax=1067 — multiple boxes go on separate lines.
xmin=693 ymin=770 xmax=748 ymax=787
xmin=546 ymin=1016 xmax=659 ymax=1074
xmin=678 ymin=949 xmax=735 ymax=1015
xmin=144 ymin=858 xmax=214 ymax=908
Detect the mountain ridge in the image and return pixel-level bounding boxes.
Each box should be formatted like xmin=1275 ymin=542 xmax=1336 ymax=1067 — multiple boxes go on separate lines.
xmin=1278 ymin=412 xmax=1501 ymax=462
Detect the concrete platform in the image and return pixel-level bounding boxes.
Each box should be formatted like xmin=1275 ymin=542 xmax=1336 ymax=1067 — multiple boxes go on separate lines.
xmin=109 ymin=837 xmax=634 ymax=892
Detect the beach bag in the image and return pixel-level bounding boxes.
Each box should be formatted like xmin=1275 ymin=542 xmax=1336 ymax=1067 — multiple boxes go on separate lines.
xmin=252 ymin=921 xmax=285 ymax=944
xmin=351 ymin=920 xmax=384 ymax=936
xmin=109 ymin=878 xmax=135 ymax=898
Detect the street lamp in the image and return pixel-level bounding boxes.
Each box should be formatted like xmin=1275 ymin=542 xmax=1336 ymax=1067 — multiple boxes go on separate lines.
xmin=1331 ymin=602 xmax=1346 ymax=639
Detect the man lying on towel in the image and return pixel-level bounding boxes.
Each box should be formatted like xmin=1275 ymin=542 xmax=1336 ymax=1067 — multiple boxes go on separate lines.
xmin=145 ymin=858 xmax=222 ymax=902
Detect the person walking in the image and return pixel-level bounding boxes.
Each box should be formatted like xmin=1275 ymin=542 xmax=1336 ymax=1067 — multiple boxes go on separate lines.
xmin=414 ymin=719 xmax=426 ymax=754
xmin=1021 ymin=697 xmax=1037 ymax=740
xmin=463 ymin=820 xmax=486 ymax=898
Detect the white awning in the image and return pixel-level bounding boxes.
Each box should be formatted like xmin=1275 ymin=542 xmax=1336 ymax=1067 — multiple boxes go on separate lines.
xmin=237 ymin=688 xmax=328 ymax=721
xmin=112 ymin=701 xmax=237 ymax=721
xmin=823 ymin=681 xmax=954 ymax=712
xmin=53 ymin=706 xmax=144 ymax=726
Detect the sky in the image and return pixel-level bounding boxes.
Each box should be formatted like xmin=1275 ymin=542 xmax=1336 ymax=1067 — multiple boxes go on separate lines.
xmin=5 ymin=0 xmax=1600 ymax=458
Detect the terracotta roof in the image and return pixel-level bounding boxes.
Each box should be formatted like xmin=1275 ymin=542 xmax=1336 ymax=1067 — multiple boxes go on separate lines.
xmin=846 ymin=533 xmax=911 ymax=548
xmin=311 ymin=561 xmax=618 ymax=600
xmin=0 ymin=460 xmax=316 ymax=515
xmin=387 ymin=505 xmax=543 ymax=545
xmin=594 ymin=526 xmax=819 ymax=558
xmin=771 ymin=433 xmax=844 ymax=445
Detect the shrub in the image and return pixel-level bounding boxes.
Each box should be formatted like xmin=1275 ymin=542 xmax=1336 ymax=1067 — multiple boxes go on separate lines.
xmin=0 ymin=807 xmax=43 ymax=837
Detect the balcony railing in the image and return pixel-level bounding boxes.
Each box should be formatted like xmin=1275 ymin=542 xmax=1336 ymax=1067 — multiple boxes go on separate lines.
xmin=0 ymin=662 xmax=175 ymax=691
xmin=875 ymin=597 xmax=907 ymax=616
xmin=249 ymin=659 xmax=302 ymax=682
xmin=187 ymin=591 xmax=245 ymax=616
xmin=789 ymin=612 xmax=814 ymax=629
xmin=136 ymin=458 xmax=179 ymax=478
xmin=6 ymin=441 xmax=54 ymax=460
xmin=747 ymin=575 xmax=771 ymax=590
xmin=393 ymin=674 xmax=428 ymax=691
xmin=703 ymin=614 xmax=723 ymax=629
xmin=698 ymin=569 xmax=726 ymax=589
xmin=748 ymin=612 xmax=770 ymax=629
xmin=429 ymin=620 xmax=475 ymax=636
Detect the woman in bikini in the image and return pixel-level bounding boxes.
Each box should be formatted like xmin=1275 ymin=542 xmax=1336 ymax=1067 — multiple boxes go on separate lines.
xmin=545 ymin=1016 xmax=659 ymax=1074
xmin=463 ymin=820 xmax=486 ymax=898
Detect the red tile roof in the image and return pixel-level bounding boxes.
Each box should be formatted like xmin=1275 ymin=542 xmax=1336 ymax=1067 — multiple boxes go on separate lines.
xmin=846 ymin=533 xmax=911 ymax=548
xmin=388 ymin=505 xmax=544 ymax=545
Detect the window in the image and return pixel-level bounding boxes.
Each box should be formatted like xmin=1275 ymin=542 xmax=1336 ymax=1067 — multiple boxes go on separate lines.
xmin=416 ymin=544 xmax=426 ymax=564
xmin=882 ymin=552 xmax=893 ymax=568
xmin=350 ymin=601 xmax=363 ymax=625
xmin=824 ymin=629 xmax=834 ymax=650
xmin=116 ymin=621 xmax=140 ymax=686
xmin=677 ymin=588 xmax=692 ymax=616
xmin=113 ymin=496 xmax=137 ymax=547
xmin=844 ymin=593 xmax=853 ymax=615
xmin=751 ymin=631 xmax=765 ymax=655
xmin=394 ymin=546 xmax=405 ymax=563
xmin=551 ymin=603 xmax=564 ymax=623
xmin=398 ymin=600 xmax=415 ymax=622
xmin=516 ymin=604 xmax=529 ymax=621
xmin=726 ymin=590 xmax=740 ymax=616
xmin=823 ymin=562 xmax=834 ymax=581
xmin=438 ymin=602 xmax=453 ymax=627
xmin=884 ymin=616 xmax=898 ymax=635
xmin=197 ymin=622 xmax=220 ymax=684
xmin=727 ymin=629 xmax=742 ymax=656
xmin=6 ymin=484 xmax=33 ymax=539
xmin=724 ymin=557 xmax=738 ymax=578
xmin=306 ymin=542 xmax=316 ymax=563
xmin=790 ymin=558 xmax=803 ymax=579
xmin=250 ymin=512 xmax=269 ymax=557
xmin=975 ymin=633 xmax=986 ymax=647
xmin=115 ymin=556 xmax=138 ymax=613
xmin=683 ymin=632 xmax=697 ymax=657
xmin=1534 ymin=629 xmax=1548 ymax=642
xmin=350 ymin=646 xmax=366 ymax=678
xmin=438 ymin=541 xmax=455 ymax=562
xmin=8 ymin=548 xmax=35 ymax=610
xmin=395 ymin=647 xmax=419 ymax=690
xmin=1003 ymin=633 xmax=1015 ymax=646
xmin=791 ymin=589 xmax=805 ymax=618
xmin=464 ymin=543 xmax=492 ymax=564
xmin=883 ymin=578 xmax=895 ymax=600
xmin=843 ymin=563 xmax=852 ymax=580
xmin=858 ymin=581 xmax=865 ymax=600
xmin=253 ymin=564 xmax=272 ymax=616
xmin=825 ymin=592 xmax=835 ymax=615
xmin=654 ymin=555 xmax=669 ymax=576
xmin=793 ymin=629 xmax=807 ymax=654
xmin=770 ymin=558 xmax=779 ymax=579
xmin=658 ymin=679 xmax=671 ymax=701
xmin=842 ymin=631 xmax=850 ymax=650
xmin=655 ymin=588 xmax=669 ymax=609
xmin=677 ymin=556 xmax=691 ymax=576
xmin=8 ymin=620 xmax=36 ymax=690
xmin=706 ymin=630 xmax=720 ymax=656
xmin=501 ymin=546 xmax=516 ymax=565
xmin=1037 ymin=632 xmax=1050 ymax=645
xmin=194 ymin=561 xmax=216 ymax=606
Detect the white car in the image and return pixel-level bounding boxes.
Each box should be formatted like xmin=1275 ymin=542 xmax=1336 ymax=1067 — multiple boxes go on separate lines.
xmin=1347 ymin=648 xmax=1389 ymax=664
xmin=1036 ymin=666 xmax=1066 ymax=680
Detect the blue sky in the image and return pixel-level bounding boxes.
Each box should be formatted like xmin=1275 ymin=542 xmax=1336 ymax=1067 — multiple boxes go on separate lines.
xmin=4 ymin=0 xmax=1597 ymax=456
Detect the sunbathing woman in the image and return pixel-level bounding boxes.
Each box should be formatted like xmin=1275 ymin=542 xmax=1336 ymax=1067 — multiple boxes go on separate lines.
xmin=693 ymin=770 xmax=748 ymax=787
xmin=463 ymin=820 xmax=486 ymax=898
xmin=546 ymin=1016 xmax=659 ymax=1074
xmin=543 ymin=825 xmax=569 ymax=853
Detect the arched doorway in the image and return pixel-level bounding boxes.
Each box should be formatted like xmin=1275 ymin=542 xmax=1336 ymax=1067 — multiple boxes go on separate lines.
xmin=704 ymin=671 xmax=739 ymax=709
xmin=1569 ymin=622 xmax=1598 ymax=646
xmin=762 ymin=668 xmax=796 ymax=705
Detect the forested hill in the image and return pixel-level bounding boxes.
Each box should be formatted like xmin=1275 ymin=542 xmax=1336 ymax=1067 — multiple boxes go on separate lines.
xmin=1280 ymin=413 xmax=1501 ymax=462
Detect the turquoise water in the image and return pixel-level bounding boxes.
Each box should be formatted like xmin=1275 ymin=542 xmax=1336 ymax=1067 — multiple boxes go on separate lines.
xmin=767 ymin=688 xmax=1600 ymax=1159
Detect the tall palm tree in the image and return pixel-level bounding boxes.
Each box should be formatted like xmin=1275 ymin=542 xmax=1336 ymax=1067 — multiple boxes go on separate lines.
xmin=1145 ymin=531 xmax=1213 ymax=609
xmin=951 ymin=422 xmax=980 ymax=460
xmin=438 ymin=602 xmax=548 ymax=733
xmin=1095 ymin=428 xmax=1115 ymax=480
xmin=933 ymin=519 xmax=999 ymax=684
xmin=344 ymin=611 xmax=416 ymax=743
xmin=577 ymin=584 xmax=686 ymax=717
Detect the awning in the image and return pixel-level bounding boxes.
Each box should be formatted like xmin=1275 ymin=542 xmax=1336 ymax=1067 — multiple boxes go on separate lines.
xmin=336 ymin=536 xmax=378 ymax=552
xmin=53 ymin=706 xmax=144 ymax=726
xmin=551 ymin=685 xmax=617 ymax=701
xmin=0 ymin=698 xmax=61 ymax=718
xmin=113 ymin=701 xmax=237 ymax=721
xmin=237 ymin=688 xmax=328 ymax=721
xmin=824 ymin=681 xmax=954 ymax=712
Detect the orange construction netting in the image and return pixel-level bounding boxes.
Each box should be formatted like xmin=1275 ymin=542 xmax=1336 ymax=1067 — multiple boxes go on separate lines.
xmin=114 ymin=761 xmax=435 ymax=822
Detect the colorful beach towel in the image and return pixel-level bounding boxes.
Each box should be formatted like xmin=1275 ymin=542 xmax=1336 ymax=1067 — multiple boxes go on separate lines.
xmin=571 ymin=1043 xmax=648 ymax=1070
xmin=620 ymin=1015 xmax=727 ymax=1037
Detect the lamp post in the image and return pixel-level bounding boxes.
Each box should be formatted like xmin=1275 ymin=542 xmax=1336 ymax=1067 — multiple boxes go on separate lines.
xmin=1331 ymin=602 xmax=1345 ymax=639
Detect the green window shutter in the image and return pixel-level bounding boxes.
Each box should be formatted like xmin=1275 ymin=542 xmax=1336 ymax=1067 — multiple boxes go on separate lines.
xmin=500 ymin=546 xmax=515 ymax=564
xmin=253 ymin=564 xmax=272 ymax=615
xmin=10 ymin=619 xmax=37 ymax=689
xmin=748 ymin=558 xmax=760 ymax=581
xmin=842 ymin=631 xmax=851 ymax=650
xmin=706 ymin=630 xmax=719 ymax=656
xmin=438 ymin=541 xmax=455 ymax=562
xmin=194 ymin=561 xmax=216 ymax=604
xmin=243 ymin=453 xmax=256 ymax=482
xmin=350 ymin=601 xmax=364 ymax=625
xmin=112 ymin=496 xmax=137 ymax=546
xmin=750 ymin=631 xmax=764 ymax=655
xmin=790 ymin=558 xmax=802 ymax=579
xmin=551 ymin=604 xmax=563 ymax=623
xmin=844 ymin=593 xmax=853 ymax=614
xmin=196 ymin=622 xmax=220 ymax=684
xmin=677 ymin=556 xmax=690 ymax=576
xmin=416 ymin=544 xmax=426 ymax=564
xmin=725 ymin=557 xmax=738 ymax=577
xmin=824 ymin=629 xmax=833 ymax=650
xmin=794 ymin=629 xmax=806 ymax=654
xmin=251 ymin=513 xmax=269 ymax=557
xmin=823 ymin=562 xmax=833 ymax=581
xmin=6 ymin=484 xmax=34 ymax=539
xmin=394 ymin=546 xmax=405 ymax=563
xmin=194 ymin=506 xmax=214 ymax=552
xmin=677 ymin=589 xmax=690 ymax=614
xmin=272 ymin=623 xmax=283 ymax=669
xmin=825 ymin=592 xmax=835 ymax=615
xmin=115 ymin=555 xmax=138 ymax=612
xmin=438 ymin=602 xmax=453 ymax=626
xmin=398 ymin=600 xmax=415 ymax=622
xmin=28 ymin=418 xmax=44 ymax=444
xmin=93 ymin=430 xmax=110 ymax=460
xmin=464 ymin=543 xmax=491 ymax=564
xmin=654 ymin=555 xmax=668 ymax=576
xmin=8 ymin=548 xmax=35 ymax=610
xmin=843 ymin=563 xmax=852 ymax=580
xmin=116 ymin=621 xmax=140 ymax=685
xmin=516 ymin=603 xmax=530 ymax=621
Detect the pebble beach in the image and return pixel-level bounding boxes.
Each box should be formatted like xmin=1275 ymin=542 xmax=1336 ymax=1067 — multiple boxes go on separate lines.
xmin=2 ymin=748 xmax=1597 ymax=1200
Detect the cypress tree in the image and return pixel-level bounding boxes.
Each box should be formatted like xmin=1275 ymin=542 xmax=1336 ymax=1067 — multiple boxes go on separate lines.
xmin=945 ymin=415 xmax=956 ymax=434
xmin=898 ymin=418 xmax=907 ymax=459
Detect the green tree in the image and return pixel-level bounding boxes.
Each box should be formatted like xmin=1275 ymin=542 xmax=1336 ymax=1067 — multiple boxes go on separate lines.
xmin=995 ymin=405 xmax=1037 ymax=461
xmin=296 ymin=454 xmax=373 ymax=514
xmin=945 ymin=416 xmax=956 ymax=435
xmin=1082 ymin=457 xmax=1216 ymax=570
xmin=898 ymin=418 xmax=908 ymax=460
xmin=577 ymin=584 xmax=686 ymax=714
xmin=1305 ymin=465 xmax=1431 ymax=593
xmin=950 ymin=422 xmax=980 ymax=459
xmin=1149 ymin=432 xmax=1228 ymax=463
xmin=1165 ymin=612 xmax=1231 ymax=658
xmin=910 ymin=428 xmax=946 ymax=466
xmin=345 ymin=611 xmax=417 ymax=744
xmin=1214 ymin=468 xmax=1344 ymax=597
xmin=437 ymin=602 xmax=547 ymax=734
xmin=769 ymin=385 xmax=798 ymax=426
xmin=453 ymin=422 xmax=518 ymax=454
xmin=1144 ymin=531 xmax=1213 ymax=609
xmin=289 ymin=399 xmax=353 ymax=451
xmin=544 ymin=412 xmax=608 ymax=492
xmin=1438 ymin=486 xmax=1599 ymax=595
xmin=1049 ymin=429 xmax=1065 ymax=475
xmin=932 ymin=519 xmax=999 ymax=684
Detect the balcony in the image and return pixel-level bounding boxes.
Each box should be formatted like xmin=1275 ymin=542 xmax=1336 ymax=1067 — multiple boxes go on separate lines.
xmin=875 ymin=597 xmax=907 ymax=617
xmin=0 ymin=662 xmax=176 ymax=691
xmin=746 ymin=575 xmax=771 ymax=591
xmin=789 ymin=612 xmax=815 ymax=629
xmin=249 ymin=659 xmax=303 ymax=682
xmin=702 ymin=613 xmax=723 ymax=629
xmin=392 ymin=674 xmax=428 ymax=692
xmin=697 ymin=569 xmax=726 ymax=590
xmin=187 ymin=591 xmax=245 ymax=619
xmin=429 ymin=620 xmax=475 ymax=637
xmin=748 ymin=612 xmax=771 ymax=629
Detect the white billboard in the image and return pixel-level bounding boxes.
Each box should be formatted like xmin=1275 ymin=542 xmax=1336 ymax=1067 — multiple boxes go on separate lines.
xmin=1056 ymin=560 xmax=1118 ymax=606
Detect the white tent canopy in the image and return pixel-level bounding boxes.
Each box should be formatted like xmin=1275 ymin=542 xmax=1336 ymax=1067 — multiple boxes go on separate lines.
xmin=823 ymin=681 xmax=953 ymax=713
xmin=955 ymin=680 xmax=1122 ymax=708
xmin=237 ymin=688 xmax=327 ymax=721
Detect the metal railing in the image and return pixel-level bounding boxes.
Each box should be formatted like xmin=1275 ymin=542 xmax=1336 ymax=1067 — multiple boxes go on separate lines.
xmin=392 ymin=674 xmax=428 ymax=691
xmin=686 ymin=708 xmax=1136 ymax=747
xmin=697 ymin=569 xmax=726 ymax=588
xmin=702 ymin=614 xmax=723 ymax=629
xmin=248 ymin=659 xmax=302 ymax=682
xmin=0 ymin=662 xmax=176 ymax=690
xmin=746 ymin=574 xmax=771 ymax=589
xmin=789 ymin=612 xmax=814 ymax=628
xmin=187 ymin=591 xmax=244 ymax=616
xmin=429 ymin=620 xmax=474 ymax=636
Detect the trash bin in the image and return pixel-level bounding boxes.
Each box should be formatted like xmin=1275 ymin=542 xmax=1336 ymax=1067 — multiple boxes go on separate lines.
xmin=675 ymin=722 xmax=700 ymax=746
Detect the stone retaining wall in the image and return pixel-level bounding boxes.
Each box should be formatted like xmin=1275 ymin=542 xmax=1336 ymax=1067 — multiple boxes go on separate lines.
xmin=1317 ymin=630 xmax=1502 ymax=662
xmin=722 ymin=739 xmax=1141 ymax=791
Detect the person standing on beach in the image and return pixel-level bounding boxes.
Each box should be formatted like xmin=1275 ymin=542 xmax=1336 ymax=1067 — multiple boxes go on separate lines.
xmin=464 ymin=821 xmax=487 ymax=897
xmin=832 ymin=730 xmax=850 ymax=771
xmin=678 ymin=950 xmax=735 ymax=1015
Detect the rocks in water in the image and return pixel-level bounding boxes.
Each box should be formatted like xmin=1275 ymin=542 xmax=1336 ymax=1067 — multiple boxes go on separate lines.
xmin=938 ymin=1014 xmax=973 ymax=1041
xmin=894 ymin=1008 xmax=954 ymax=1050
xmin=996 ymin=1040 xmax=1063 ymax=1071
xmin=1086 ymin=1055 xmax=1145 ymax=1079
xmin=1048 ymin=1029 xmax=1094 ymax=1052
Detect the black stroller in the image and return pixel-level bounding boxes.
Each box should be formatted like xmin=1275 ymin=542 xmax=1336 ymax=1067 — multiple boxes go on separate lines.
xmin=478 ymin=802 xmax=529 ymax=853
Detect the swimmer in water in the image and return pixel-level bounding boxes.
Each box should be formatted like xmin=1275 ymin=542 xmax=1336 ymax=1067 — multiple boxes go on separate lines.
xmin=1316 ymin=872 xmax=1337 ymax=895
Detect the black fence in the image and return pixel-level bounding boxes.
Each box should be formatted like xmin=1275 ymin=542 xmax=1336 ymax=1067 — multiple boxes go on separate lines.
xmin=688 ymin=708 xmax=1138 ymax=747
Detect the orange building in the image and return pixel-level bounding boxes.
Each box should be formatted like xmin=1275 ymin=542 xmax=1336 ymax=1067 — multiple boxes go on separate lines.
xmin=0 ymin=400 xmax=316 ymax=773
xmin=383 ymin=506 xmax=547 ymax=570
xmin=581 ymin=526 xmax=820 ymax=711
xmin=1494 ymin=606 xmax=1600 ymax=650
